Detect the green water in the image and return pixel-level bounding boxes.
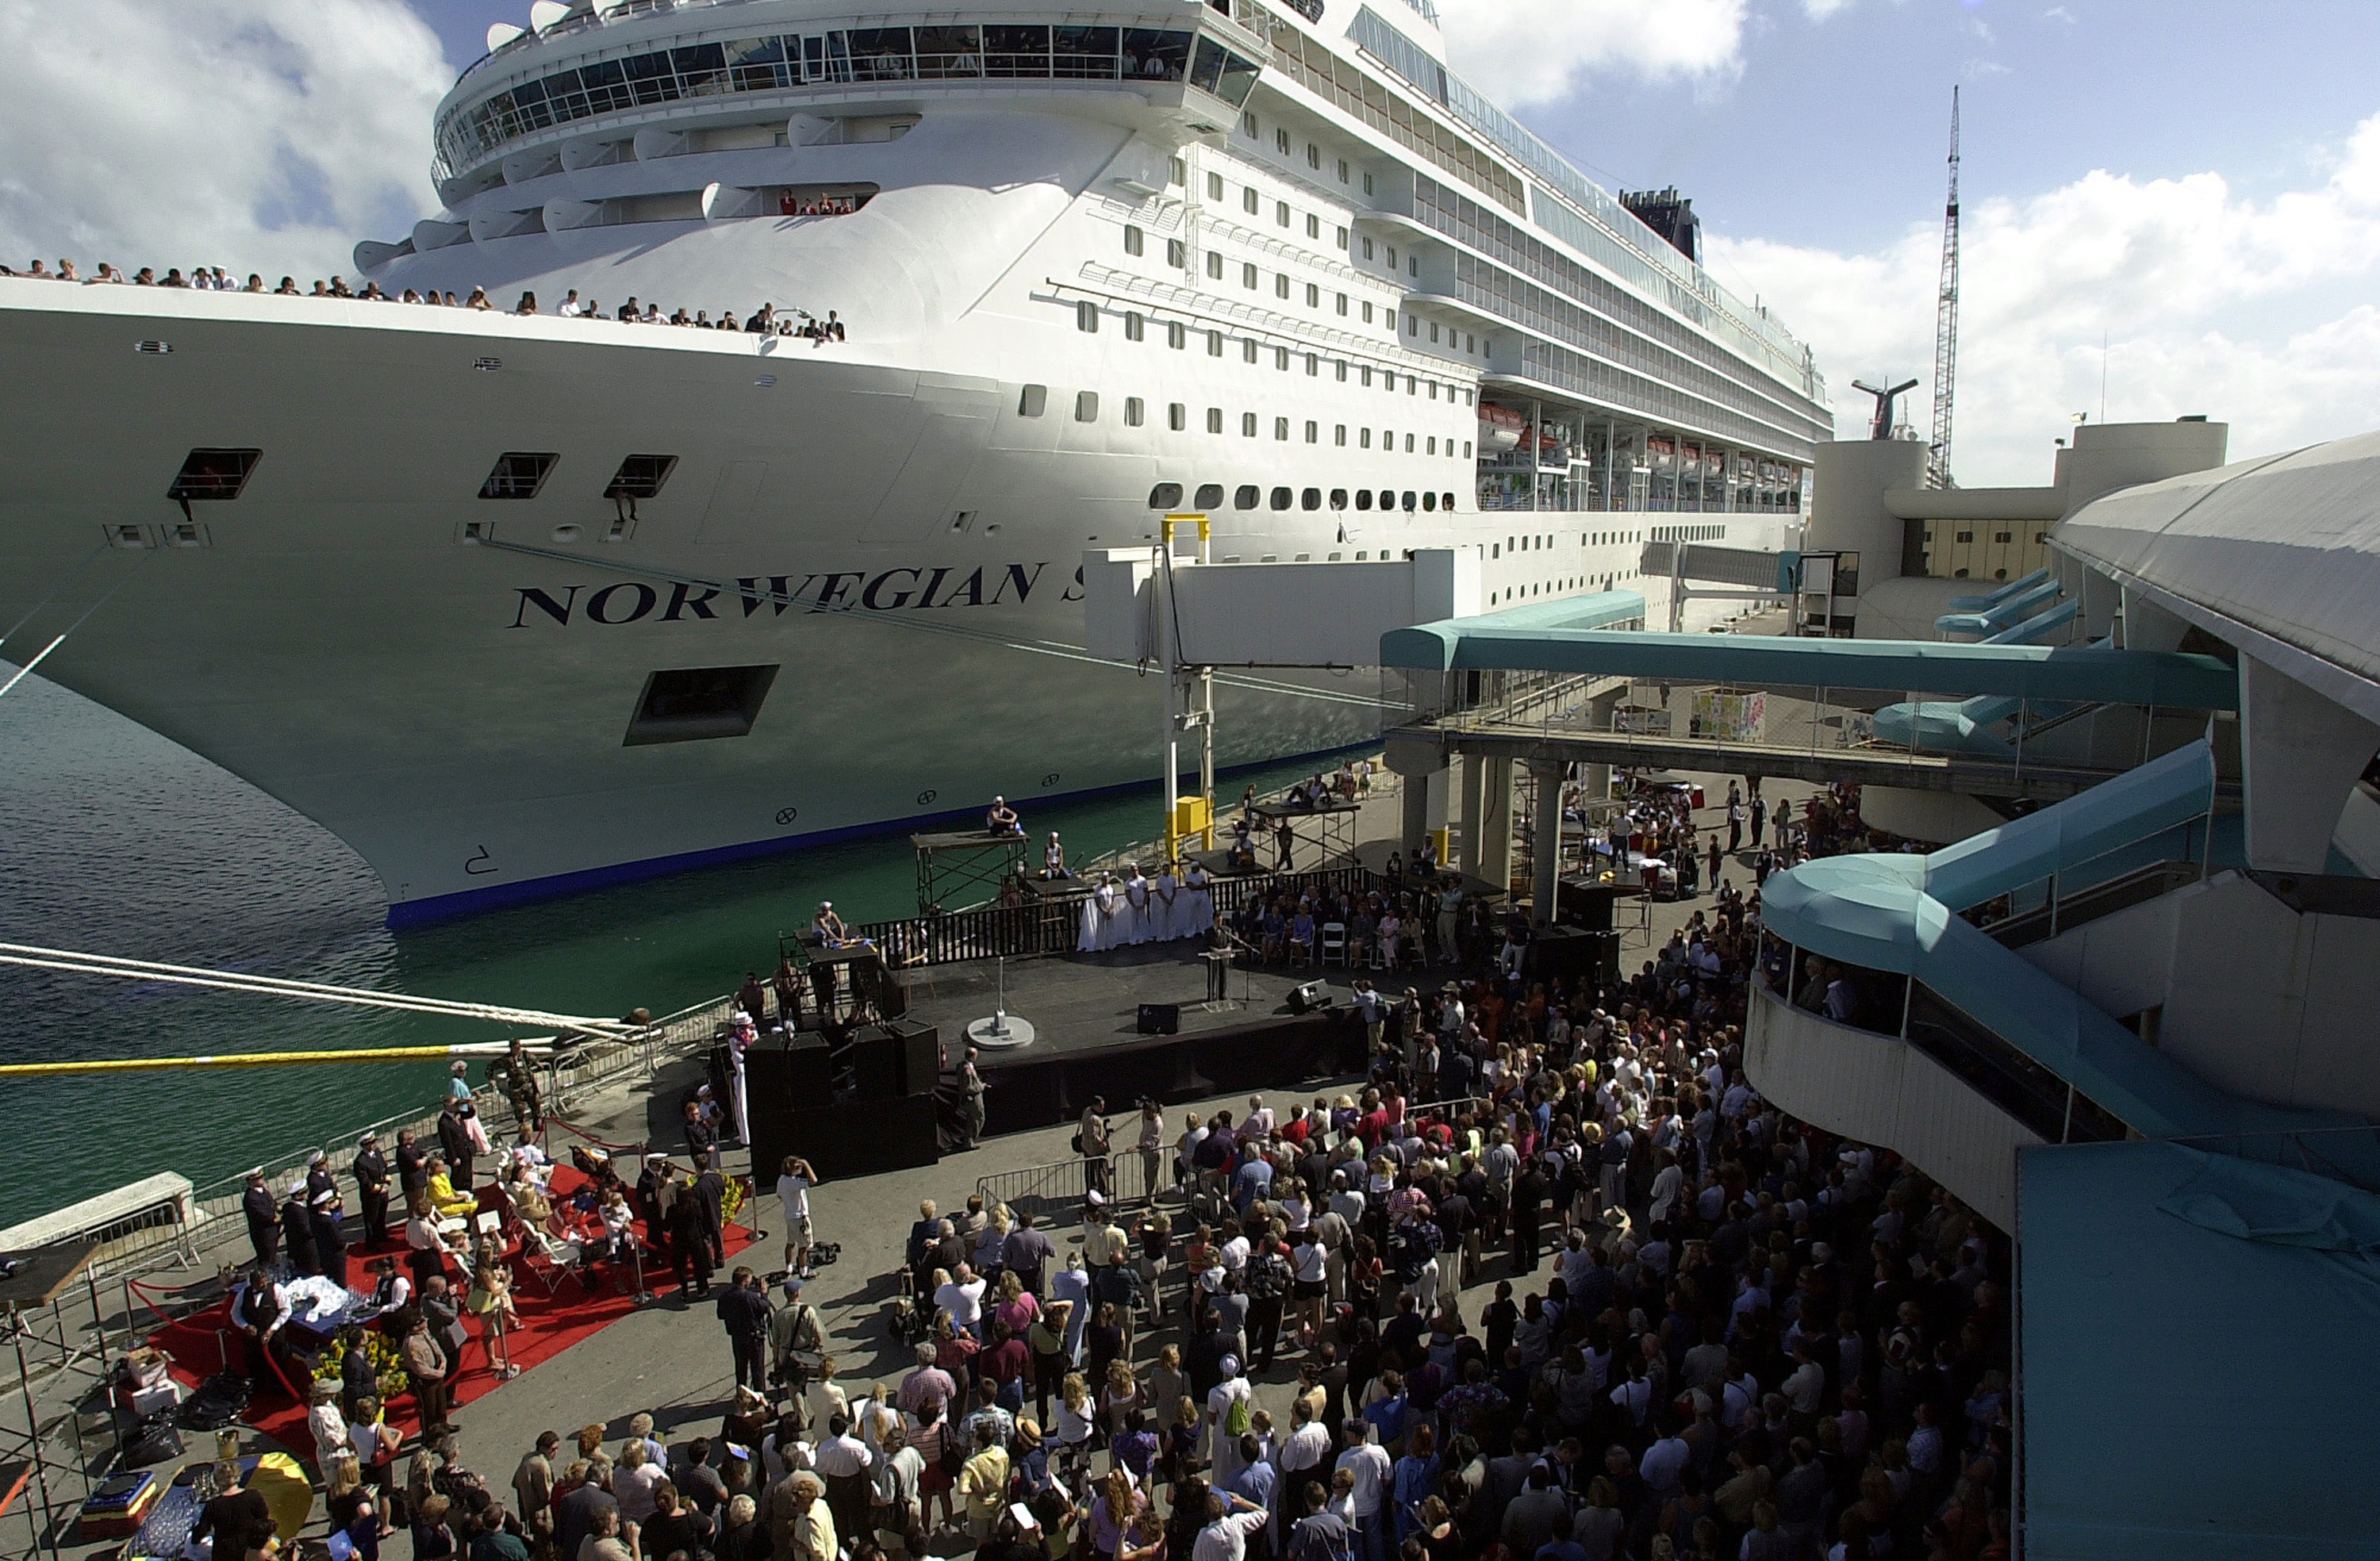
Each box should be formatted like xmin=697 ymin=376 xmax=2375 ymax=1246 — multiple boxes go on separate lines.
xmin=0 ymin=670 xmax=1339 ymax=1228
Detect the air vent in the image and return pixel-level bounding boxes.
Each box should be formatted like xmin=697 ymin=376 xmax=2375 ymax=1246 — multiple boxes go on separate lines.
xmin=474 ymin=357 xmax=503 ymax=372
xmin=624 ymin=665 xmax=780 ymax=746
xmin=479 ymin=452 xmax=558 ymax=500
xmin=167 ymin=449 xmax=262 ymax=502
xmin=604 ymin=454 xmax=678 ymax=501
xmin=133 ymin=340 xmax=171 ymax=355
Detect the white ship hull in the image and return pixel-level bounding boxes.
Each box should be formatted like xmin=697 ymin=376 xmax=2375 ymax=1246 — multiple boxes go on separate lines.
xmin=0 ymin=2 xmax=1821 ymax=922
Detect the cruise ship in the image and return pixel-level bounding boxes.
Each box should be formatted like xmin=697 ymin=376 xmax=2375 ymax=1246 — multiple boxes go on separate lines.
xmin=0 ymin=0 xmax=1829 ymax=923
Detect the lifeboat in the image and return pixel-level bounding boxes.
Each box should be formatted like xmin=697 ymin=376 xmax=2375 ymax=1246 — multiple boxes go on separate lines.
xmin=1477 ymin=403 xmax=1523 ymax=454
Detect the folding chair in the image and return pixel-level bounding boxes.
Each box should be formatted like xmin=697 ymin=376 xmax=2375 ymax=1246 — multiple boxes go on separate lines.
xmin=1319 ymin=923 xmax=1348 ymax=967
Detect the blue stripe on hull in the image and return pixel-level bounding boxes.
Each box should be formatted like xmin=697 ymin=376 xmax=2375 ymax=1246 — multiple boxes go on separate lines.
xmin=382 ymin=738 xmax=1380 ymax=928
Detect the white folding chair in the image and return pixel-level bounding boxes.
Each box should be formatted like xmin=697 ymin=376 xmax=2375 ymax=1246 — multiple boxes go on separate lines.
xmin=1320 ymin=922 xmax=1348 ymax=966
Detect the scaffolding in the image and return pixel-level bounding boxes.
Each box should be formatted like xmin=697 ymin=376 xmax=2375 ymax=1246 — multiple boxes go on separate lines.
xmin=910 ymin=830 xmax=1030 ymax=916
xmin=2 ymin=1239 xmax=108 ymax=1561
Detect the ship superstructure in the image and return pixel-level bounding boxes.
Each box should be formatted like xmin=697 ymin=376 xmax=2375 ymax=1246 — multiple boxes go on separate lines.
xmin=0 ymin=0 xmax=1828 ymax=921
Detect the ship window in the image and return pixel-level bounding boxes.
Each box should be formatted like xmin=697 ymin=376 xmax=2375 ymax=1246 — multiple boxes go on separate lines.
xmin=1360 ymin=429 xmax=1372 ymax=449
xmin=1169 ymin=155 xmax=1185 ymax=186
xmin=1330 ymin=489 xmax=1348 ymax=509
xmin=1275 ymin=345 xmax=1290 ymax=370
xmin=1274 ymin=417 xmax=1290 ymax=441
xmin=624 ymin=664 xmax=778 ymax=746
xmin=1275 ymin=274 xmax=1290 ymax=301
xmin=1423 ymin=492 xmax=1438 ymax=512
xmin=1361 ymin=302 xmax=1374 ymax=324
xmin=1234 ymin=485 xmax=1260 ymax=510
xmin=1242 ymin=262 xmax=1258 ymax=290
xmin=167 ymin=447 xmax=262 ymax=501
xmin=1306 ymin=213 xmax=1319 ymax=238
xmin=1242 ymin=339 xmax=1258 ymax=364
xmin=1336 ymin=293 xmax=1348 ymax=316
xmin=1242 ymin=412 xmax=1257 ymax=437
xmin=1168 ymin=320 xmax=1186 ymax=349
xmin=1207 ymin=172 xmax=1223 ymax=200
xmin=1402 ymin=490 xmax=1417 ymax=512
xmin=1270 ymin=486 xmax=1292 ymax=511
xmin=1276 ymin=200 xmax=1290 ymax=227
xmin=1355 ymin=490 xmax=1372 ymax=510
xmin=1148 ymin=482 xmax=1183 ymax=509
xmin=1242 ymin=187 xmax=1259 ymax=216
xmin=1306 ymin=283 xmax=1319 ymax=309
xmin=1304 ymin=420 xmax=1319 ymax=443
xmin=1125 ymin=312 xmax=1145 ymax=341
xmin=1123 ymin=224 xmax=1144 ymax=257
xmin=1363 ymin=171 xmax=1375 ymax=195
xmin=1125 ymin=397 xmax=1145 ymax=427
xmin=1276 ymin=128 xmax=1290 ymax=156
xmin=1167 ymin=239 xmax=1187 ymax=268
xmin=1196 ymin=483 xmax=1224 ymax=508
xmin=1443 ymin=492 xmax=1457 ymax=511
xmin=1207 ymin=251 xmax=1224 ymax=280
xmin=1169 ymin=402 xmax=1187 ymax=431
xmin=1207 ymin=407 xmax=1223 ymax=434
xmin=1301 ymin=488 xmax=1322 ymax=511
xmin=1076 ymin=300 xmax=1099 ymax=332
xmin=1019 ymin=384 xmax=1047 ymax=416
xmin=479 ymin=452 xmax=557 ymax=500
xmin=1334 ymin=424 xmax=1347 ymax=446
xmin=1075 ymin=390 xmax=1099 ymax=421
xmin=603 ymin=453 xmax=677 ymax=500
xmin=1337 ymin=159 xmax=1349 ymax=182
xmin=1361 ymin=238 xmax=1375 ymax=260
xmin=1207 ymin=329 xmax=1223 ymax=356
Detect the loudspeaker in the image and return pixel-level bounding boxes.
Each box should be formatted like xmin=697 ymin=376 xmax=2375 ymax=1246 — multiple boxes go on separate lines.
xmin=1583 ymin=928 xmax=1622 ymax=984
xmin=850 ymin=1029 xmax=900 ymax=1099
xmin=892 ymin=1021 xmax=942 ymax=1098
xmin=1137 ymin=1003 xmax=1181 ymax=1036
xmin=745 ymin=1034 xmax=835 ymax=1110
xmin=1286 ymin=981 xmax=1331 ymax=1015
xmin=1558 ymin=879 xmax=1618 ymax=932
xmin=1526 ymin=925 xmax=1598 ymax=982
xmin=751 ymin=1094 xmax=940 ymax=1183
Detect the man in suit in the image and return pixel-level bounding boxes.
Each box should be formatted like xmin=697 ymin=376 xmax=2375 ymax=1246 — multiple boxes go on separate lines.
xmin=310 ymin=1175 xmax=350 ymax=1290
xmin=715 ymin=1267 xmax=774 ymax=1394
xmin=241 ymin=1169 xmax=279 ymax=1270
xmin=394 ymin=1128 xmax=429 ymax=1202
xmin=437 ymin=1095 xmax=476 ymax=1191
xmin=353 ymin=1133 xmax=392 ymax=1248
xmin=693 ymin=1153 xmax=728 ymax=1268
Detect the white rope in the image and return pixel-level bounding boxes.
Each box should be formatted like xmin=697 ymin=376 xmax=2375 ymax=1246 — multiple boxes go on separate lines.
xmin=0 ymin=942 xmax=632 ymax=1033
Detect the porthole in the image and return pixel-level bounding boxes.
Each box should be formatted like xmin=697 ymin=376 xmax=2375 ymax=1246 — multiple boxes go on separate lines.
xmin=1234 ymin=485 xmax=1260 ymax=510
xmin=1149 ymin=482 xmax=1184 ymax=510
xmin=1401 ymin=490 xmax=1417 ymax=512
xmin=1269 ymin=486 xmax=1292 ymax=511
xmin=1329 ymin=489 xmax=1348 ymax=511
xmin=1195 ymin=483 xmax=1225 ymax=509
xmin=1300 ymin=488 xmax=1322 ymax=512
xmin=1355 ymin=490 xmax=1373 ymax=511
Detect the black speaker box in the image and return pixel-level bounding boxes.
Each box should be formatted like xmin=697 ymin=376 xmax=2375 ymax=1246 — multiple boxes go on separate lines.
xmin=1286 ymin=982 xmax=1331 ymax=1015
xmin=1558 ymin=879 xmax=1619 ymax=932
xmin=850 ymin=1029 xmax=900 ymax=1099
xmin=1526 ymin=925 xmax=1599 ymax=982
xmin=751 ymin=1094 xmax=940 ymax=1183
xmin=1137 ymin=1003 xmax=1181 ymax=1035
xmin=892 ymin=1021 xmax=942 ymax=1097
xmin=745 ymin=1034 xmax=835 ymax=1114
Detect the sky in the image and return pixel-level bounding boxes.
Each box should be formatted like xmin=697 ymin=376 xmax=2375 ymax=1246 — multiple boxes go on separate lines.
xmin=6 ymin=0 xmax=2380 ymax=485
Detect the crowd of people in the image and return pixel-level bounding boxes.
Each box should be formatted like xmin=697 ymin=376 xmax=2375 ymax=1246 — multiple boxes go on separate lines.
xmin=424 ymin=781 xmax=2007 ymax=1561
xmin=0 ymin=256 xmax=847 ymax=339
xmin=204 ymin=766 xmax=2005 ymax=1561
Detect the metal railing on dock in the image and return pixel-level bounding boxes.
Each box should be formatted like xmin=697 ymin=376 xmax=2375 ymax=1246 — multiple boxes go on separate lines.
xmin=852 ymin=865 xmax=1389 ymax=972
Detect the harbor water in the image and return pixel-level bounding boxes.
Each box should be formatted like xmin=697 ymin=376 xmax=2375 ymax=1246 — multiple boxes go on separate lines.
xmin=0 ymin=670 xmax=1344 ymax=1229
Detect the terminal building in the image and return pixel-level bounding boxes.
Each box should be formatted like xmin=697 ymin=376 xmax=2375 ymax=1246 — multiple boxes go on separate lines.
xmin=1364 ymin=415 xmax=2380 ymax=1556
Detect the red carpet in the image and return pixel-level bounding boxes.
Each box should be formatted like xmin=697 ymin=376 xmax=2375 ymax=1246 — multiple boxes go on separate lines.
xmin=143 ymin=1168 xmax=758 ymax=1458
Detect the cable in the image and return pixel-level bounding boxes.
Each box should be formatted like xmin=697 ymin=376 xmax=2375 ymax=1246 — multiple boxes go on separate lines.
xmin=0 ymin=540 xmax=109 ymax=652
xmin=0 ymin=549 xmax=153 ymax=702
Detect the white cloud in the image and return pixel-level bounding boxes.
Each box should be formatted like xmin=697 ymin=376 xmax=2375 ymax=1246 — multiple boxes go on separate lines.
xmin=0 ymin=0 xmax=449 ymax=282
xmin=1802 ymin=0 xmax=1859 ymax=17
xmin=1710 ymin=113 xmax=2380 ymax=483
xmin=1438 ymin=0 xmax=1748 ymax=108
xmin=2042 ymin=6 xmax=2078 ymax=23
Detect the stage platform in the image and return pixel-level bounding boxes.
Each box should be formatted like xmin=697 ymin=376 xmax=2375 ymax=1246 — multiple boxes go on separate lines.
xmin=897 ymin=944 xmax=1386 ymax=1134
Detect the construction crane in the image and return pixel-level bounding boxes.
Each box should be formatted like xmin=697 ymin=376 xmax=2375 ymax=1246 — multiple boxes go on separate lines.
xmin=1928 ymin=86 xmax=1962 ymax=489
